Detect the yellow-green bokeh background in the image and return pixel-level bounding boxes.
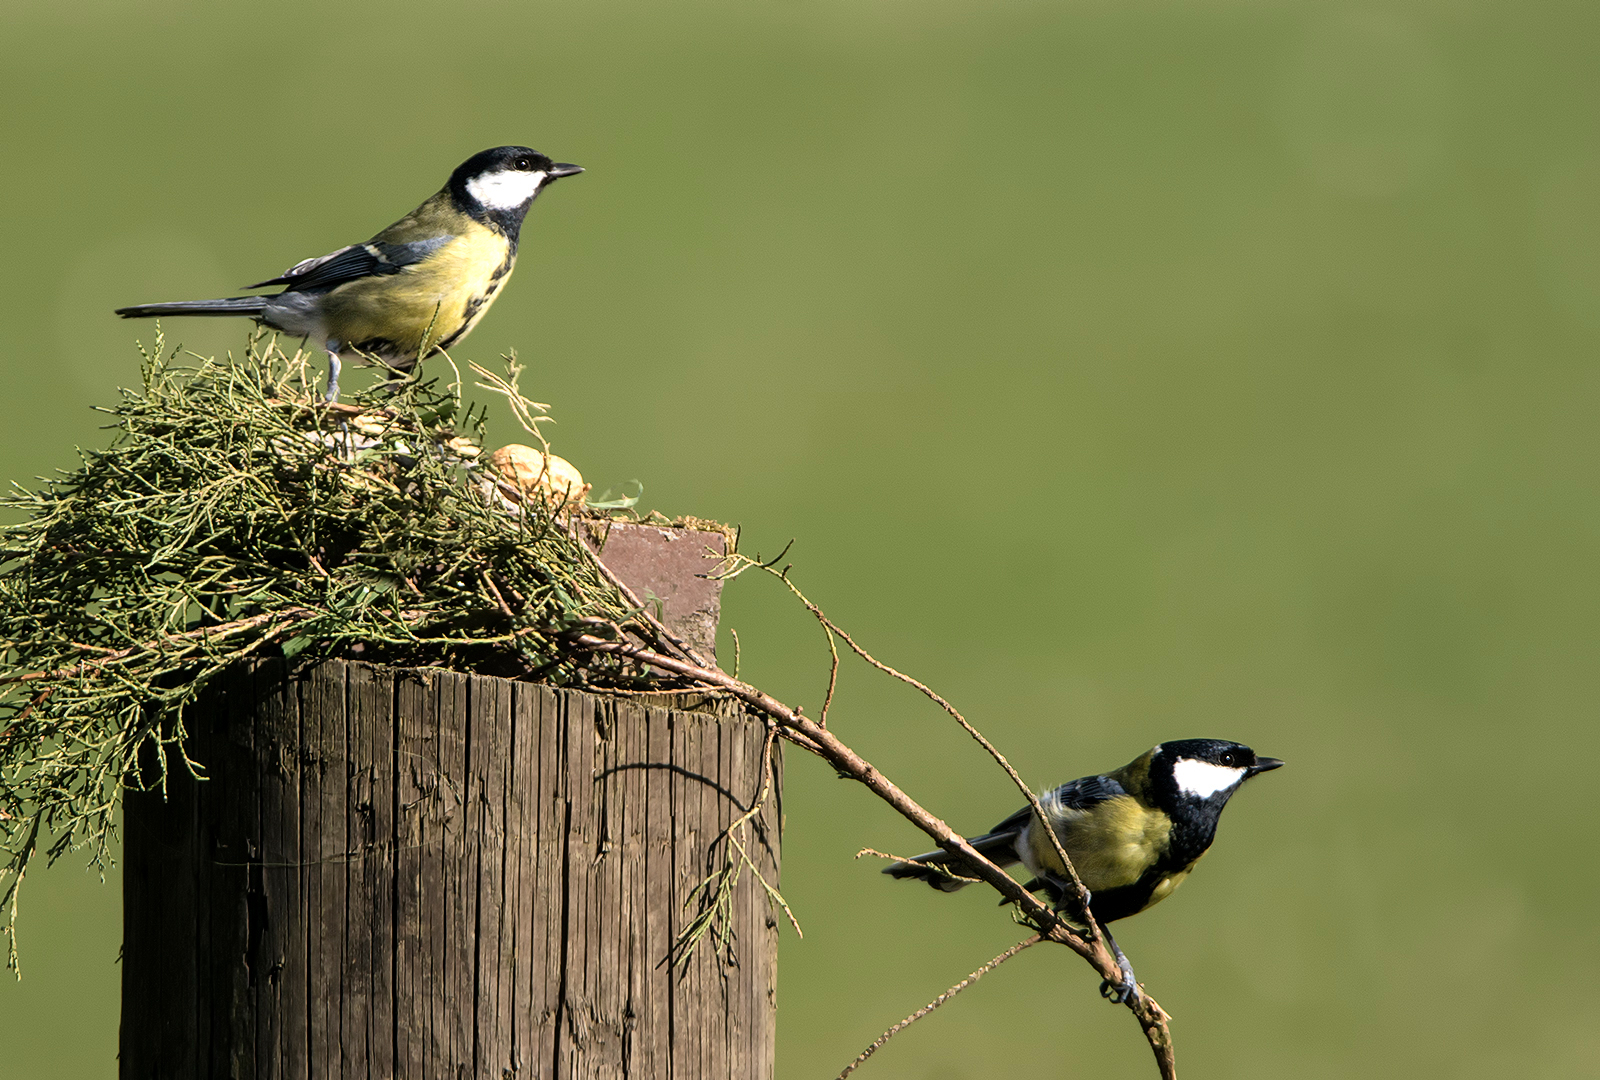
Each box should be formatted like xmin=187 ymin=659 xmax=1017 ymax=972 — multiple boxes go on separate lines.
xmin=3 ymin=1 xmax=1598 ymax=1076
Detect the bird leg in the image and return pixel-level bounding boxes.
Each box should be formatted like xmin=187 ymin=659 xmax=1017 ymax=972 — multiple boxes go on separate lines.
xmin=1097 ymin=924 xmax=1142 ymax=1005
xmin=1043 ymin=873 xmax=1110 ymax=952
xmin=1038 ymin=871 xmax=1138 ymax=1003
xmin=1041 ymin=870 xmax=1076 ymax=909
xmin=1042 ymin=871 xmax=1094 ymax=931
xmin=324 ymin=340 xmax=343 ymax=402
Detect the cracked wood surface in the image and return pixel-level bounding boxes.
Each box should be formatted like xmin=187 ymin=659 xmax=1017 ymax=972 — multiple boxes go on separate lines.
xmin=120 ymin=659 xmax=781 ymax=1079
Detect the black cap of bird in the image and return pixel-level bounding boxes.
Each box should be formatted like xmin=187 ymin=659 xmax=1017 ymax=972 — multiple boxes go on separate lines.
xmin=115 ymin=146 xmax=582 ymax=401
xmin=884 ymin=738 xmax=1283 ymax=1003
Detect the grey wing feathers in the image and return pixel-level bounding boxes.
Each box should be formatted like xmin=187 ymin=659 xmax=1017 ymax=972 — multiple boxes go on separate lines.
xmin=1040 ymin=773 xmax=1127 ymax=814
xmin=248 ymin=245 xmax=364 ymax=288
xmin=883 ymin=773 xmax=1129 ymax=895
xmin=981 ymin=773 xmax=1126 ymax=837
xmin=984 ymin=804 xmax=1036 ymax=839
xmin=247 ymin=236 xmax=450 ymax=291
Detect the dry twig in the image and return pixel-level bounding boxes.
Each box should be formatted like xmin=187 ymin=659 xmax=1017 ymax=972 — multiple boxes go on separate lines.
xmin=563 ymin=628 xmax=1177 ymax=1079
xmin=563 ymin=541 xmax=1175 ymax=1075
xmin=837 ymin=935 xmax=1042 ymax=1079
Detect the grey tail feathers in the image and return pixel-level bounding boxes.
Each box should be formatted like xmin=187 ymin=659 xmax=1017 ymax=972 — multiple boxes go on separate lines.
xmin=882 ymin=829 xmax=1021 ymax=892
xmin=114 ymin=296 xmax=270 ymax=319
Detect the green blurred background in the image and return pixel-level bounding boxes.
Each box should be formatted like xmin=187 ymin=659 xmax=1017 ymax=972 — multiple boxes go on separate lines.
xmin=3 ymin=0 xmax=1597 ymax=1076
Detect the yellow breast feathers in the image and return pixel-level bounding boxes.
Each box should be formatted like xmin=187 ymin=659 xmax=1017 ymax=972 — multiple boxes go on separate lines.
xmin=318 ymin=228 xmax=515 ymax=361
xmin=1029 ymin=795 xmax=1173 ymax=894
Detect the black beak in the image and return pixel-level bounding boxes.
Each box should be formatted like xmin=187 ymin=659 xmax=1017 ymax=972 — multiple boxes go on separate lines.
xmin=547 ymin=163 xmax=584 ymax=180
xmin=1248 ymin=757 xmax=1285 ymax=776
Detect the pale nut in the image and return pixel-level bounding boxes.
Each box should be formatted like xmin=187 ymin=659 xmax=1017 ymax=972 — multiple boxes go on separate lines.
xmin=350 ymin=413 xmax=391 ymax=437
xmin=487 ymin=444 xmax=590 ymax=510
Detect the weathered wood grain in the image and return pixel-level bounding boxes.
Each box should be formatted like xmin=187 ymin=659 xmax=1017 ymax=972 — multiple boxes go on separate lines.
xmin=532 ymin=684 xmax=564 ymax=1073
xmin=642 ymin=704 xmax=675 ymax=1079
xmin=507 ymin=681 xmax=539 ymax=1077
xmin=393 ymin=668 xmax=430 ymax=1079
xmin=122 ymin=660 xmax=780 ymax=1079
xmin=302 ymin=662 xmax=346 ymax=1080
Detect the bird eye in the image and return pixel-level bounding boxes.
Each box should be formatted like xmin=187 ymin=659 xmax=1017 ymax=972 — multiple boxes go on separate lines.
xmin=514 ymin=158 xmax=533 ymax=171
xmin=1220 ymin=751 xmax=1238 ymax=767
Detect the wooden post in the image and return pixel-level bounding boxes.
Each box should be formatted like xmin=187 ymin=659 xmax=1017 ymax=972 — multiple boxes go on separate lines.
xmin=120 ymin=526 xmax=782 ymax=1079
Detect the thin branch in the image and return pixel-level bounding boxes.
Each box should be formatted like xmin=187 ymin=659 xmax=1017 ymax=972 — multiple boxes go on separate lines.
xmin=838 ymin=935 xmax=1042 ymax=1079
xmin=468 ymin=358 xmax=551 ymax=450
xmin=590 ymin=685 xmax=732 ymax=697
xmin=855 ymin=847 xmax=941 ymax=865
xmin=762 ymin=567 xmax=1098 ymax=933
xmin=481 ymin=571 xmax=515 ymax=619
xmin=854 ymin=846 xmax=979 ymax=886
xmin=563 ymin=630 xmax=1177 ymax=1079
xmin=818 ymin=615 xmax=841 ymax=728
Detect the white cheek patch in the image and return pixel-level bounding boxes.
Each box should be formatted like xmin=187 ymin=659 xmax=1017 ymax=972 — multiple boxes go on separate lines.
xmin=1172 ymin=758 xmax=1247 ymax=799
xmin=466 ymin=169 xmax=546 ymax=210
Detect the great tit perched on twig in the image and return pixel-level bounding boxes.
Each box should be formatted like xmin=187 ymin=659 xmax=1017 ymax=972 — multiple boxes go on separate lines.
xmin=885 ymin=739 xmax=1283 ymax=1003
xmin=115 ymin=146 xmax=582 ymax=401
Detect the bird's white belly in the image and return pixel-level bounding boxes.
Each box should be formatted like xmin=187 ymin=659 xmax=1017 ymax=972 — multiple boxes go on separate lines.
xmin=261 ymin=291 xmax=328 ymax=341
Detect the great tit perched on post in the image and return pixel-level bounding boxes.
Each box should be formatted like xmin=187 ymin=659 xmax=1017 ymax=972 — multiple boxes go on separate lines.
xmin=885 ymin=739 xmax=1282 ymax=1003
xmin=115 ymin=146 xmax=582 ymax=401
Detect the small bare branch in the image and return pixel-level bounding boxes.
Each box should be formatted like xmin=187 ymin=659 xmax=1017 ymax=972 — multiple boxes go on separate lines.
xmin=838 ymin=935 xmax=1042 ymax=1079
xmin=562 ymin=630 xmax=1177 ymax=1079
xmin=855 ymin=846 xmax=979 ymax=885
xmin=752 ymin=561 xmax=1098 ymax=931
